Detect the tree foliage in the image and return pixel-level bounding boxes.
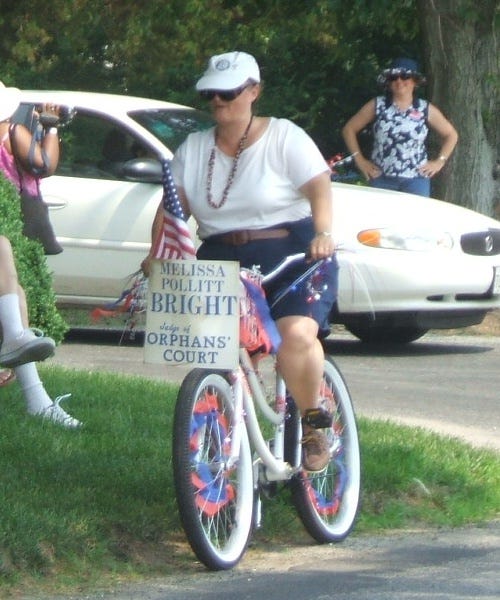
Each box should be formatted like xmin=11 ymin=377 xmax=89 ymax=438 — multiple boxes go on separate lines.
xmin=0 ymin=0 xmax=497 ymax=212
xmin=0 ymin=0 xmax=421 ymax=153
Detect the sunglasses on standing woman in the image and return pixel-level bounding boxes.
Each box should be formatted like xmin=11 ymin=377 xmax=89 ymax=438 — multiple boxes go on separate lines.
xmin=386 ymin=71 xmax=415 ymax=82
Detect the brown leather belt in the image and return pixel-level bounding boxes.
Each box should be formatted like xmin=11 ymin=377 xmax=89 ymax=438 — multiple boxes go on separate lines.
xmin=211 ymin=228 xmax=290 ymax=246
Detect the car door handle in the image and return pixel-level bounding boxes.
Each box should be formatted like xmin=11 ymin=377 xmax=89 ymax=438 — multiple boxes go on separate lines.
xmin=45 ymin=200 xmax=68 ymax=209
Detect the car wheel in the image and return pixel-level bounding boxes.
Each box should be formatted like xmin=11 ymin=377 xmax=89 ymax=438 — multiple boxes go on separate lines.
xmin=345 ymin=324 xmax=428 ymax=344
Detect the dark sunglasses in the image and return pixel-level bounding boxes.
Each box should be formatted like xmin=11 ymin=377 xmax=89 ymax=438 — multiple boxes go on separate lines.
xmin=199 ymin=84 xmax=249 ymax=102
xmin=387 ymin=72 xmax=414 ymax=82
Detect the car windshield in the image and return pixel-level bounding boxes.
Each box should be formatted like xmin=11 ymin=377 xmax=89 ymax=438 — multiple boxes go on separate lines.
xmin=129 ymin=108 xmax=213 ymax=152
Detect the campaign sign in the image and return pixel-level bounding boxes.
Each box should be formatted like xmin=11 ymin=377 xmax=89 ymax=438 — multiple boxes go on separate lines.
xmin=144 ymin=259 xmax=240 ymax=369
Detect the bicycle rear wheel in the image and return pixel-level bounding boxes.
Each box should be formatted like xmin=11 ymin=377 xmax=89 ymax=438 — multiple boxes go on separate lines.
xmin=172 ymin=369 xmax=254 ymax=570
xmin=290 ymin=356 xmax=361 ymax=542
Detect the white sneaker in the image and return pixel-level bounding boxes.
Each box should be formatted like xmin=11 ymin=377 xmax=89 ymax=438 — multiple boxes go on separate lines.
xmin=0 ymin=328 xmax=55 ymax=368
xmin=37 ymin=394 xmax=82 ymax=429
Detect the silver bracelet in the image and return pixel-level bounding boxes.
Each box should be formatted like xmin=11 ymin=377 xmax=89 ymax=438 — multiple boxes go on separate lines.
xmin=47 ymin=127 xmax=58 ymax=135
xmin=315 ymin=231 xmax=332 ymax=237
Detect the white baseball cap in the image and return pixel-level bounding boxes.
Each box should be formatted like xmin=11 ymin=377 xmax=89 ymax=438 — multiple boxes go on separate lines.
xmin=0 ymin=81 xmax=21 ymax=122
xmin=195 ymin=51 xmax=260 ymax=91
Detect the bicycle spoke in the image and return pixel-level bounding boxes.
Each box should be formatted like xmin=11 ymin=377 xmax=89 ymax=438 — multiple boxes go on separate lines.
xmin=173 ymin=370 xmax=253 ymax=569
xmin=290 ymin=357 xmax=361 ymax=542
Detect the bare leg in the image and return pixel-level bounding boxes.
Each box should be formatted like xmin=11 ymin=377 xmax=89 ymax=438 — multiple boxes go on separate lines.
xmin=0 ymin=236 xmax=55 ymax=367
xmin=275 ymin=315 xmax=323 ymax=415
xmin=0 ymin=235 xmax=18 ymax=295
xmin=0 ymin=235 xmax=27 ymax=336
xmin=276 ymin=315 xmax=331 ymax=471
xmin=17 ymin=283 xmax=29 ymax=327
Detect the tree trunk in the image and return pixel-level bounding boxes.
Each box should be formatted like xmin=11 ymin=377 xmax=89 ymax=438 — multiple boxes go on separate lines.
xmin=417 ymin=0 xmax=499 ymax=216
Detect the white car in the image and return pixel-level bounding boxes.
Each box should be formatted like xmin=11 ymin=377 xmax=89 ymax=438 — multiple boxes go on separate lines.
xmin=17 ymin=91 xmax=500 ymax=343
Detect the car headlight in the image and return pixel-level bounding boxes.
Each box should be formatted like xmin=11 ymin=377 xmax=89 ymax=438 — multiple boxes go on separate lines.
xmin=357 ymin=228 xmax=454 ymax=251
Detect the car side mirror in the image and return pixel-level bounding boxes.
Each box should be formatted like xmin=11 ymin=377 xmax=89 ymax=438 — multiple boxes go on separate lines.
xmin=122 ymin=158 xmax=163 ymax=184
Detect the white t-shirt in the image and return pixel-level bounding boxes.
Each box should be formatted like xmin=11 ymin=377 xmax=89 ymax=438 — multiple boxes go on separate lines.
xmin=171 ymin=117 xmax=330 ymax=239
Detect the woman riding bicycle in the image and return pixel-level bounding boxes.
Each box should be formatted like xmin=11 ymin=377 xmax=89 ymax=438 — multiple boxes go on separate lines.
xmin=143 ymin=51 xmax=338 ymax=471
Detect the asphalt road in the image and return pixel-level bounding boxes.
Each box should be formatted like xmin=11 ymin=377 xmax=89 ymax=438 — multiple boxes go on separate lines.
xmin=54 ymin=329 xmax=500 ymax=450
xmin=40 ymin=522 xmax=500 ymax=600
xmin=325 ymin=332 xmax=500 ymax=452
xmin=37 ymin=330 xmax=499 ymax=600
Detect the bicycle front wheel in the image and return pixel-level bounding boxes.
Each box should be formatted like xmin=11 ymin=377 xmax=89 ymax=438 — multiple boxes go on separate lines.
xmin=290 ymin=356 xmax=361 ymax=542
xmin=172 ymin=369 xmax=254 ymax=570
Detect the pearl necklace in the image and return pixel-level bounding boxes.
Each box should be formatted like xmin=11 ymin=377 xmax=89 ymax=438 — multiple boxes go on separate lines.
xmin=206 ymin=115 xmax=254 ymax=209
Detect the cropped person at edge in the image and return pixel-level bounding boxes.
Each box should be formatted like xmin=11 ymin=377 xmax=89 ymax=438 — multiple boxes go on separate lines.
xmin=143 ymin=51 xmax=338 ymax=471
xmin=0 ymin=83 xmax=80 ymax=427
xmin=342 ymin=57 xmax=458 ymax=197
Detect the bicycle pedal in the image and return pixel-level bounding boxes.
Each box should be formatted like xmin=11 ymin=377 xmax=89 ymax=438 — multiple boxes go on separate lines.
xmin=302 ymin=407 xmax=333 ymax=429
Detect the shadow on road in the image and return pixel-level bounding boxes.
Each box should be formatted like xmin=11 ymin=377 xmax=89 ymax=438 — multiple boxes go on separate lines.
xmin=322 ymin=336 xmax=494 ymax=357
xmin=64 ymin=327 xmax=144 ymax=347
xmin=65 ymin=327 xmax=495 ymax=358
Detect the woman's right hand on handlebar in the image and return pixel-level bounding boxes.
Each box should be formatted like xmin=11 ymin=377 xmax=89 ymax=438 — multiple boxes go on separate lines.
xmin=309 ymin=232 xmax=335 ymax=261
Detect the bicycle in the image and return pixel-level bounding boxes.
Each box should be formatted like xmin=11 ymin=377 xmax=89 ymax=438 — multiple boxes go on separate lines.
xmin=172 ymin=253 xmax=361 ymax=570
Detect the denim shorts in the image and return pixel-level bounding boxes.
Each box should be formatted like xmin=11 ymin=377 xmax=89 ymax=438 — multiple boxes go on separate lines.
xmin=370 ymin=174 xmax=430 ymax=197
xmin=197 ymin=217 xmax=339 ymax=335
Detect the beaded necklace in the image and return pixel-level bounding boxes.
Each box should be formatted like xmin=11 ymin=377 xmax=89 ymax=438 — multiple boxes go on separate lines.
xmin=206 ymin=115 xmax=253 ymax=209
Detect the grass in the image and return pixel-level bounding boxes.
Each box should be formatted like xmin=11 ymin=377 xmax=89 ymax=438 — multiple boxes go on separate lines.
xmin=0 ymin=366 xmax=499 ymax=597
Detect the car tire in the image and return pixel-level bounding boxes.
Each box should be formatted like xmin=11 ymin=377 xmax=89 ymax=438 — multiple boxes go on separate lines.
xmin=345 ymin=324 xmax=428 ymax=344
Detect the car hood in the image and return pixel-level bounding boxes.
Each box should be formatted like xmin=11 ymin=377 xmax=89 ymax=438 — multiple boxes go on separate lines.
xmin=331 ymin=183 xmax=500 ymax=245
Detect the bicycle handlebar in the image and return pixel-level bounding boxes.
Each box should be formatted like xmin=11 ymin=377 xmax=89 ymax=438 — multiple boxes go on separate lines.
xmin=259 ymin=253 xmax=332 ymax=308
xmin=261 ymin=252 xmax=308 ymax=284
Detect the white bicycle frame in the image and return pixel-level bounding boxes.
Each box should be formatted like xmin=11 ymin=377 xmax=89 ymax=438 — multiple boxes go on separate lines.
xmin=227 ymin=349 xmax=299 ymax=482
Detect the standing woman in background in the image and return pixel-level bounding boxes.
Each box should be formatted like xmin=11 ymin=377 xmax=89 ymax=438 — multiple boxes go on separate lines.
xmin=342 ymin=58 xmax=458 ymax=197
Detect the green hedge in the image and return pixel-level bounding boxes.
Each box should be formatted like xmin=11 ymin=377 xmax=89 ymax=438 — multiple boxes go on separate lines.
xmin=0 ymin=175 xmax=67 ymax=343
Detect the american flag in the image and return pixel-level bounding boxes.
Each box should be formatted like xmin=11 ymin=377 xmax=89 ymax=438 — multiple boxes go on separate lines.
xmin=151 ymin=159 xmax=196 ymax=260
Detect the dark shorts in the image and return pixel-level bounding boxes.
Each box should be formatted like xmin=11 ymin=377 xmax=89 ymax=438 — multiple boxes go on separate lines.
xmin=197 ymin=217 xmax=339 ymax=335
